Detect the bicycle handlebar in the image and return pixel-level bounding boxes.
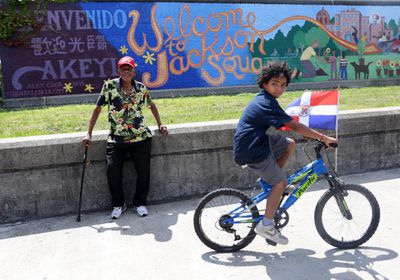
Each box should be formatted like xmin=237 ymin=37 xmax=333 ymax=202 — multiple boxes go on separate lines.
xmin=318 ymin=140 xmax=338 ymax=149
xmin=313 ymin=139 xmax=338 ymax=158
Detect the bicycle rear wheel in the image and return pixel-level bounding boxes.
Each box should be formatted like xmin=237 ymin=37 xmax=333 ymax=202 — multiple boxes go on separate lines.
xmin=193 ymin=188 xmax=259 ymax=252
xmin=314 ymin=184 xmax=380 ymax=249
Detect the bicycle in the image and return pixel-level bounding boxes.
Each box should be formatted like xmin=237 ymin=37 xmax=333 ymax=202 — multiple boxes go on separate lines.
xmin=193 ymin=139 xmax=380 ymax=252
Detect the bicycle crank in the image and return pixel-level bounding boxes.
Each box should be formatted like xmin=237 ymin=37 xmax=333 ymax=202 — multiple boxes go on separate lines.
xmin=274 ymin=207 xmax=289 ymax=229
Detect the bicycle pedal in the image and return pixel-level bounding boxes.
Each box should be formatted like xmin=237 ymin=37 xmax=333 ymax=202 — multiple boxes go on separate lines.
xmin=234 ymin=235 xmax=241 ymax=241
xmin=265 ymin=239 xmax=277 ymax=246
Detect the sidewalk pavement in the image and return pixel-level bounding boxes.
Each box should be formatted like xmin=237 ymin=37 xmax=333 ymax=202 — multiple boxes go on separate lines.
xmin=1 ymin=168 xmax=399 ymax=280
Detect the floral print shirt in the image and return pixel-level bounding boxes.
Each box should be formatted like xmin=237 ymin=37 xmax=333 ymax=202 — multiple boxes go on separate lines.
xmin=96 ymin=77 xmax=153 ymax=143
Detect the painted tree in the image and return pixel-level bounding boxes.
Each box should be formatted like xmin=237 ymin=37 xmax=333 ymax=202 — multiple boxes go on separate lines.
xmin=305 ymin=27 xmax=329 ymax=55
xmin=389 ymin=19 xmax=398 ymax=38
xmin=293 ymin=30 xmax=306 ymax=53
xmin=273 ymin=30 xmax=286 ymax=56
xmin=286 ymin=24 xmax=301 ymax=55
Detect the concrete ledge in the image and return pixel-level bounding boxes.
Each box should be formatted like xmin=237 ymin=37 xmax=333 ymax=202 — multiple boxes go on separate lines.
xmin=0 ymin=107 xmax=399 ymax=223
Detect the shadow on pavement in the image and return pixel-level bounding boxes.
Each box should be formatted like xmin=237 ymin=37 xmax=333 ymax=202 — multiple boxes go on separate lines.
xmin=88 ymin=206 xmax=188 ymax=242
xmin=0 ymin=198 xmax=199 ymax=241
xmin=201 ymin=246 xmax=397 ymax=280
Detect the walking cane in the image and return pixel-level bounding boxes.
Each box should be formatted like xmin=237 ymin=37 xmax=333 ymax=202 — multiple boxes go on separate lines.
xmin=77 ymin=146 xmax=88 ymax=222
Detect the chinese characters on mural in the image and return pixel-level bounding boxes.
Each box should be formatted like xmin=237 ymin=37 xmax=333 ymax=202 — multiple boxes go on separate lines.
xmin=0 ymin=2 xmax=399 ymax=99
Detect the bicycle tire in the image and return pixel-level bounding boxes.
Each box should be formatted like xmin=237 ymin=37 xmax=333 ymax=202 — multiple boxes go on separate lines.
xmin=314 ymin=184 xmax=380 ymax=249
xmin=193 ymin=188 xmax=259 ymax=252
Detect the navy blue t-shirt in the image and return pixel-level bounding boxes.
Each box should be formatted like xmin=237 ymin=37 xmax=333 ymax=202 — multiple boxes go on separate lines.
xmin=233 ymin=90 xmax=293 ymax=165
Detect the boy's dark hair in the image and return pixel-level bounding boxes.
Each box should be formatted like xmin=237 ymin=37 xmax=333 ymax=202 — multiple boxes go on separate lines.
xmin=257 ymin=61 xmax=292 ymax=88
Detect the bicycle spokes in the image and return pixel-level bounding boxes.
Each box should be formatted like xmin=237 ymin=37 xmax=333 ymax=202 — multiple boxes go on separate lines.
xmin=314 ymin=184 xmax=380 ymax=249
xmin=193 ymin=189 xmax=260 ymax=252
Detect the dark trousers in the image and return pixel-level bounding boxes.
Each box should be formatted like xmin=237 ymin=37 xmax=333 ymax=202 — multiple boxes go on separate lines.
xmin=106 ymin=138 xmax=152 ymax=207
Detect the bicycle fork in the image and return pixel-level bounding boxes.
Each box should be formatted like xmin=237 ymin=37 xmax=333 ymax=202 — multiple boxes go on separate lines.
xmin=326 ymin=174 xmax=353 ymax=220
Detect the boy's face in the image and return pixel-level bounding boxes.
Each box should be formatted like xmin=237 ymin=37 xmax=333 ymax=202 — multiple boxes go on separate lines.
xmin=263 ymin=76 xmax=287 ymax=99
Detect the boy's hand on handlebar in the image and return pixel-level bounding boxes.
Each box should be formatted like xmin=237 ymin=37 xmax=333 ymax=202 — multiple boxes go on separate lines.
xmin=322 ymin=135 xmax=337 ymax=148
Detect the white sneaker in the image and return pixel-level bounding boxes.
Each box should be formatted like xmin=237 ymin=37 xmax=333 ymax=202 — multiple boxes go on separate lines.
xmin=134 ymin=205 xmax=148 ymax=217
xmin=255 ymin=222 xmax=289 ymax=245
xmin=111 ymin=204 xmax=127 ymax=219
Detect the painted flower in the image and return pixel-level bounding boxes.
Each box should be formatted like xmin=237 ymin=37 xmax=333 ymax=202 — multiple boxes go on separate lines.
xmin=382 ymin=59 xmax=389 ymax=69
xmin=375 ymin=60 xmax=382 ymax=69
xmin=389 ymin=61 xmax=396 ymax=69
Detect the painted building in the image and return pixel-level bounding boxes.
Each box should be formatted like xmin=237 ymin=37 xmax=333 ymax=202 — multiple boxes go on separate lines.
xmin=324 ymin=8 xmax=392 ymax=44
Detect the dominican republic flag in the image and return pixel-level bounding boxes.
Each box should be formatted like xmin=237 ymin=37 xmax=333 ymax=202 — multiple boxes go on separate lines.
xmin=282 ymin=90 xmax=339 ymax=131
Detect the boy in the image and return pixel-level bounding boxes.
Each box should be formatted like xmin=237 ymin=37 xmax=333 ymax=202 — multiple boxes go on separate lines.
xmin=233 ymin=61 xmax=336 ymax=245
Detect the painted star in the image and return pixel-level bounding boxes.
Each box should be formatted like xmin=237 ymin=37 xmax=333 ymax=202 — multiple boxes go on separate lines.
xmin=63 ymin=82 xmax=73 ymax=93
xmin=119 ymin=45 xmax=128 ymax=54
xmin=142 ymin=51 xmax=156 ymax=65
xmin=84 ymin=84 xmax=94 ymax=93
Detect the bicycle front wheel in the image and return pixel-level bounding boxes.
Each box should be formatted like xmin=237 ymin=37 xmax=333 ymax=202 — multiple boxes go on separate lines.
xmin=193 ymin=188 xmax=259 ymax=252
xmin=314 ymin=184 xmax=380 ymax=249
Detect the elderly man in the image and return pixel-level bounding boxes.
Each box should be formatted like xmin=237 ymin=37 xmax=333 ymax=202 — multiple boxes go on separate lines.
xmin=83 ymin=56 xmax=168 ymax=219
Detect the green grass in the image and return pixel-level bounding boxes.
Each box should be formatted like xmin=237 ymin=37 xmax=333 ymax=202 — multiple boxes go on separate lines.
xmin=0 ymin=86 xmax=399 ymax=138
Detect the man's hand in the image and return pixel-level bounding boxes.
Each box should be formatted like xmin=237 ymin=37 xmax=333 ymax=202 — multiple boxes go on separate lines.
xmin=159 ymin=125 xmax=168 ymax=136
xmin=82 ymin=135 xmax=91 ymax=148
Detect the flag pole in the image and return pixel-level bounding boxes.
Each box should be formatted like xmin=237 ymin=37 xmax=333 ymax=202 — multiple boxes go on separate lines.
xmin=335 ymin=85 xmax=340 ymax=173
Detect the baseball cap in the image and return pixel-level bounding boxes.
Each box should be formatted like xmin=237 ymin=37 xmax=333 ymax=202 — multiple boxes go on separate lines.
xmin=118 ymin=56 xmax=138 ymax=68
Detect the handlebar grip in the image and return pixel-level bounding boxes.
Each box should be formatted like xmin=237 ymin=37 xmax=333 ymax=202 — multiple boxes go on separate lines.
xmin=329 ymin=143 xmax=338 ymax=148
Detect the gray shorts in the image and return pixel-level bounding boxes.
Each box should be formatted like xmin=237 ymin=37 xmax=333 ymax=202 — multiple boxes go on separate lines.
xmin=247 ymin=134 xmax=291 ymax=186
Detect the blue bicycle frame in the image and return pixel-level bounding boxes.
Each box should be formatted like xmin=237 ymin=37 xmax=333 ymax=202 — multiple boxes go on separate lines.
xmin=228 ymin=156 xmax=329 ymax=224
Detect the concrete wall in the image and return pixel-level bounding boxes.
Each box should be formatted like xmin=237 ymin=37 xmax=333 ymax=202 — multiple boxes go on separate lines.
xmin=0 ymin=107 xmax=399 ymax=224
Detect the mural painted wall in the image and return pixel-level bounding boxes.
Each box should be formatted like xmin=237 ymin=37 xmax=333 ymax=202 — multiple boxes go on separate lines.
xmin=0 ymin=2 xmax=399 ymax=99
